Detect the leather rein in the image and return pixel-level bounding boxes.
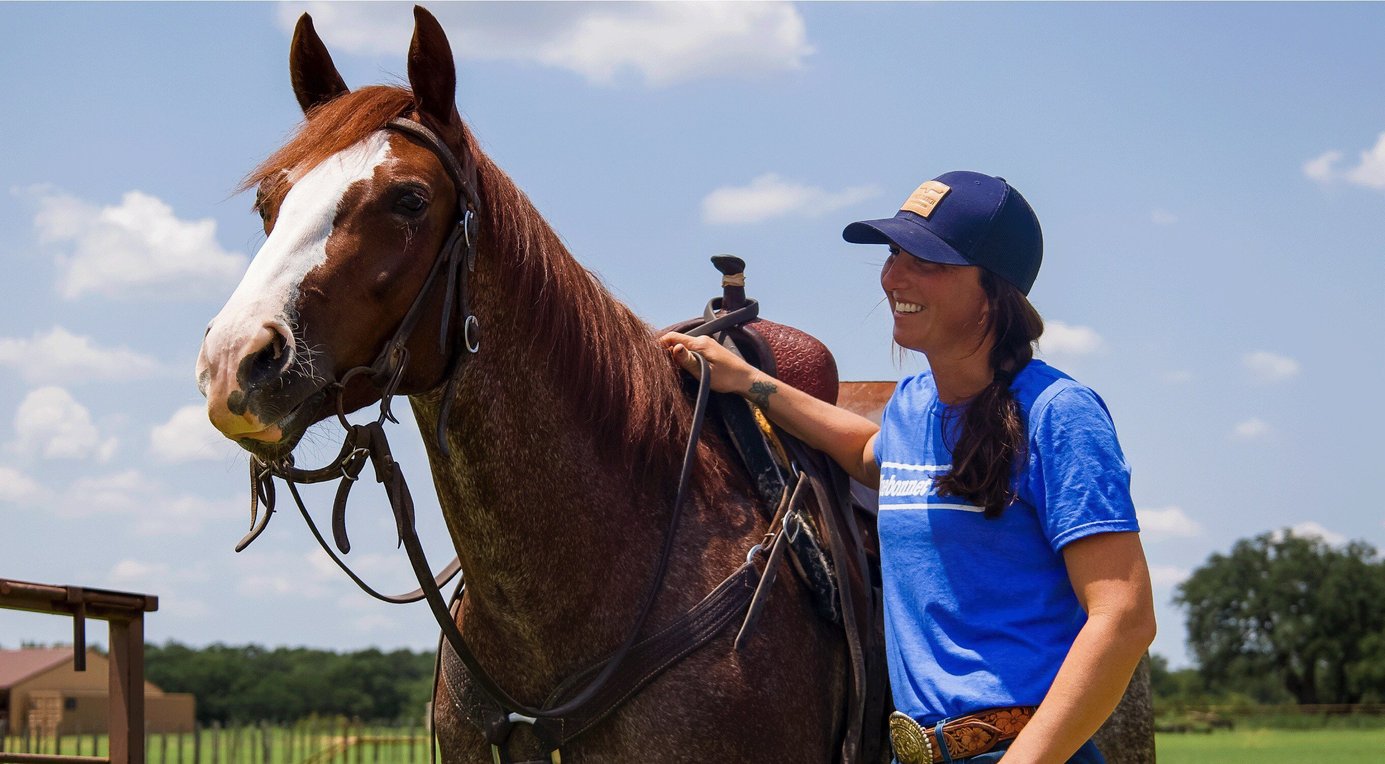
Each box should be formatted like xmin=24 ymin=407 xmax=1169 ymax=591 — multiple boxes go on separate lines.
xmin=234 ymin=116 xmax=801 ymax=763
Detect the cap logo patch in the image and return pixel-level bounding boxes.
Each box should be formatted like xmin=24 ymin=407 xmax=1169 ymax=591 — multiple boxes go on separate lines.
xmin=900 ymin=181 xmax=951 ymax=219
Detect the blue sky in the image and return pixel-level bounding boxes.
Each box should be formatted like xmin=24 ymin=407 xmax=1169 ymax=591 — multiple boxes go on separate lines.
xmin=2 ymin=2 xmax=1382 ymax=669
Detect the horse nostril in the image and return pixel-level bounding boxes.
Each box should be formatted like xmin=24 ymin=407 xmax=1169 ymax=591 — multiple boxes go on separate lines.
xmin=244 ymin=327 xmax=294 ymax=388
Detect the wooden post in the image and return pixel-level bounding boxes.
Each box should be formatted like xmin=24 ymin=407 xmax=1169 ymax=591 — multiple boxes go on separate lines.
xmin=109 ymin=614 xmax=146 ymax=763
xmin=193 ymin=724 xmax=201 ymax=764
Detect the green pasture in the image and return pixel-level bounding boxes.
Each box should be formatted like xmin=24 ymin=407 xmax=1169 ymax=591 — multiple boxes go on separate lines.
xmin=1 ymin=723 xmax=432 ymax=764
xmin=1157 ymin=728 xmax=1385 ymax=763
xmin=9 ymin=725 xmax=1385 ymax=763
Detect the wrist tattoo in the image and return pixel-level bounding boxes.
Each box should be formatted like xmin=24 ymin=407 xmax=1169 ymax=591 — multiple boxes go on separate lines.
xmin=748 ymin=379 xmax=778 ymax=410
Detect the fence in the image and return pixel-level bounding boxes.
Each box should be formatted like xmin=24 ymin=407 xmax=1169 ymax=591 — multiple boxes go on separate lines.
xmin=0 ymin=578 xmax=159 ymax=764
xmin=2 ymin=721 xmax=432 ymax=764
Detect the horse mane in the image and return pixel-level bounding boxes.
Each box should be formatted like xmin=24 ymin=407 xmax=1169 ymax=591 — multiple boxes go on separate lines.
xmin=241 ymin=85 xmax=729 ymax=491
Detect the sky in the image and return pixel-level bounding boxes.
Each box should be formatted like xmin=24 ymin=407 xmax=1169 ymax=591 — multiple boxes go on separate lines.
xmin=1 ymin=2 xmax=1383 ymax=670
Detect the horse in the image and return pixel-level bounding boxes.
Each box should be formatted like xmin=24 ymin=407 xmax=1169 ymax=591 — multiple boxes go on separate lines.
xmin=197 ymin=7 xmax=850 ymax=763
xmin=196 ymin=7 xmax=1154 ymax=762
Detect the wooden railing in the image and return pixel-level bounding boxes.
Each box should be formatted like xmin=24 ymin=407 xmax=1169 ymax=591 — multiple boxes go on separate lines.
xmin=0 ymin=578 xmax=158 ymax=764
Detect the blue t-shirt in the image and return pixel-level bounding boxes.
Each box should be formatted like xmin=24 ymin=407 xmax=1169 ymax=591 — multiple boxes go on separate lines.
xmin=873 ymin=359 xmax=1139 ymax=725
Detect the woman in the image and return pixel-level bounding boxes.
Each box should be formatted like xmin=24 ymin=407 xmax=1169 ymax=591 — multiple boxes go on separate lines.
xmin=661 ymin=171 xmax=1155 ymax=763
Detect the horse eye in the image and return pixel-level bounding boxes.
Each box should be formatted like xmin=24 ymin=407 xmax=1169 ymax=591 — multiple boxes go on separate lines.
xmin=395 ymin=191 xmax=428 ymax=214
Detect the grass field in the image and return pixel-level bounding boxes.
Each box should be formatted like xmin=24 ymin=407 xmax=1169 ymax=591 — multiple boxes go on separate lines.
xmin=1156 ymin=728 xmax=1385 ymax=762
xmin=8 ymin=726 xmax=1385 ymax=762
xmin=2 ymin=723 xmax=431 ymax=764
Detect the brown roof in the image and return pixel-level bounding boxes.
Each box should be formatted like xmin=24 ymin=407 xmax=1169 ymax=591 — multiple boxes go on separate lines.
xmin=0 ymin=647 xmax=76 ymax=690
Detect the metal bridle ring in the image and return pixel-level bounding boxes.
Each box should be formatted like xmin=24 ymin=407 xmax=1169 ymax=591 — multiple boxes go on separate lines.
xmin=464 ymin=315 xmax=481 ymax=354
xmin=783 ymin=510 xmax=801 ymax=544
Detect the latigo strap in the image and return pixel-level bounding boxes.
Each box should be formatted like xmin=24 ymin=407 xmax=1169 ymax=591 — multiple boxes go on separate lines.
xmin=889 ymin=706 xmax=1036 ymax=764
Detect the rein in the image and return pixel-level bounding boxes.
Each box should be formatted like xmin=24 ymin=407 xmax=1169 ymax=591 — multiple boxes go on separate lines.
xmin=233 ymin=116 xmax=795 ymax=763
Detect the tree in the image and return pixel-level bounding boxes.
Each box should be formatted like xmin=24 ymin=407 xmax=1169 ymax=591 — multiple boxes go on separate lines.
xmin=146 ymin=642 xmax=435 ymax=723
xmin=1174 ymin=530 xmax=1385 ymax=704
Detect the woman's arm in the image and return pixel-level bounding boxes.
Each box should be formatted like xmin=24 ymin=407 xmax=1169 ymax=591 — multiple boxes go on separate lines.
xmin=1001 ymin=531 xmax=1156 ymax=763
xmin=659 ymin=331 xmax=881 ymax=488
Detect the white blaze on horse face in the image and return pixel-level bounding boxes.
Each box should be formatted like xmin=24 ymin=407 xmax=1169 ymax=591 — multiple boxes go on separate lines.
xmin=197 ymin=132 xmax=394 ymax=437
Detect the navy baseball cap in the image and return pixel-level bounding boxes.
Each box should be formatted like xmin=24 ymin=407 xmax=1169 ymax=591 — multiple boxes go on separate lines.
xmin=843 ymin=171 xmax=1043 ymax=295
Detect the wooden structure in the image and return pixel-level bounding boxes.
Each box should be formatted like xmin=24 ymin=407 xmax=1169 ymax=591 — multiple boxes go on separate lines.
xmin=0 ymin=578 xmax=158 ymax=764
xmin=2 ymin=649 xmax=194 ymax=737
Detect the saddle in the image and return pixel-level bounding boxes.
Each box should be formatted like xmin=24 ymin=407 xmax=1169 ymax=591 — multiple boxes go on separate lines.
xmin=665 ymin=255 xmax=890 ymax=764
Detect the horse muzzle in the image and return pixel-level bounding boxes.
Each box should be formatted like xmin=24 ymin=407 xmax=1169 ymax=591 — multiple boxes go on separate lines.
xmin=197 ymin=320 xmax=328 ymax=451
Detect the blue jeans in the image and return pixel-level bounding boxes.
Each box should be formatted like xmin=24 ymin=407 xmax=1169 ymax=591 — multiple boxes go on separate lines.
xmin=893 ymin=738 xmax=1105 ymax=763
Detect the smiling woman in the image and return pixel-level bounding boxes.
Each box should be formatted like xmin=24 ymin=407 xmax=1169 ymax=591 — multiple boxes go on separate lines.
xmin=662 ymin=172 xmax=1156 ymax=763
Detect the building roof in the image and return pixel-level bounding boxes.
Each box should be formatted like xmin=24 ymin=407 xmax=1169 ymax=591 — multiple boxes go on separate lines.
xmin=0 ymin=648 xmax=78 ymax=690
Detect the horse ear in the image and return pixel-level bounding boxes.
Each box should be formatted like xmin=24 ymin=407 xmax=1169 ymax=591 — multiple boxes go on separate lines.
xmin=407 ymin=5 xmax=459 ymax=126
xmin=290 ymin=13 xmax=349 ymax=114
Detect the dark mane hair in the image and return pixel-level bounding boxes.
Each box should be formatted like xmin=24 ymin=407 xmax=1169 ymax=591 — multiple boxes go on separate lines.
xmin=240 ymin=85 xmax=719 ymax=490
xmin=934 ymin=270 xmax=1043 ymax=517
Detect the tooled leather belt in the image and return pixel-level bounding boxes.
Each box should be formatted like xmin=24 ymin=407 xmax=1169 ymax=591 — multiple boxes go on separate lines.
xmin=889 ymin=706 xmax=1036 ymax=764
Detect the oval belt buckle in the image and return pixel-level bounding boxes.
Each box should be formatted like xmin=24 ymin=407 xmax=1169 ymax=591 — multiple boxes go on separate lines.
xmin=889 ymin=711 xmax=934 ymax=764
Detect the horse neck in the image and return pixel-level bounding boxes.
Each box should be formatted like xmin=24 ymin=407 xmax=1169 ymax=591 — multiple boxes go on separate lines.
xmin=406 ymin=156 xmax=734 ymax=689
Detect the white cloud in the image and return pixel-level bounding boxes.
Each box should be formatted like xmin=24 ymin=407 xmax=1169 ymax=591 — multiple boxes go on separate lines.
xmin=29 ymin=189 xmax=247 ymax=300
xmin=1243 ymin=350 xmax=1300 ymax=382
xmin=702 ymin=173 xmax=880 ymax=225
xmin=1273 ymin=521 xmax=1348 ymax=546
xmin=1148 ymin=565 xmax=1190 ymax=590
xmin=1303 ymin=150 xmax=1342 ymax=184
xmin=1345 ymin=132 xmax=1385 ymax=189
xmin=1303 ymin=133 xmax=1385 ymax=189
xmin=0 ymin=326 xmax=167 ymax=385
xmin=12 ymin=386 xmax=117 ymax=461
xmin=107 ymin=559 xmax=211 ymax=617
xmin=1037 ymin=320 xmax=1103 ymax=357
xmin=49 ymin=468 xmax=237 ymax=536
xmin=109 ymin=559 xmax=173 ymax=585
xmin=237 ymin=549 xmax=349 ymax=600
xmin=0 ymin=466 xmax=47 ymax=503
xmin=62 ymin=470 xmax=145 ymax=514
xmin=150 ymin=405 xmax=233 ymax=463
xmin=351 ymin=613 xmax=397 ymax=634
xmin=1231 ymin=417 xmax=1271 ymax=441
xmin=1150 ymin=209 xmax=1177 ymax=225
xmin=278 ymin=2 xmax=813 ymax=87
xmin=1138 ymin=506 xmax=1203 ymax=540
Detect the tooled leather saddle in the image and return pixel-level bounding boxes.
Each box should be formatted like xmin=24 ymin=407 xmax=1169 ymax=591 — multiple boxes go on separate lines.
xmin=664 ymin=255 xmax=890 ymax=764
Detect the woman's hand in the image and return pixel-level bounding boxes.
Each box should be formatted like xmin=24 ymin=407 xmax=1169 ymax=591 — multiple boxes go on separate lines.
xmin=660 ymin=330 xmax=882 ymax=487
xmin=658 ymin=331 xmax=759 ymax=395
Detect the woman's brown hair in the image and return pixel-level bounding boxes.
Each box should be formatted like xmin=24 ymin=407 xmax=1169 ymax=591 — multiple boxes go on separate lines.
xmin=933 ymin=270 xmax=1044 ymax=518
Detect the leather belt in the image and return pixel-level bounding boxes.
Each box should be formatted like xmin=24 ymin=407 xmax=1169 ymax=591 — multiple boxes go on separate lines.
xmin=889 ymin=706 xmax=1035 ymax=764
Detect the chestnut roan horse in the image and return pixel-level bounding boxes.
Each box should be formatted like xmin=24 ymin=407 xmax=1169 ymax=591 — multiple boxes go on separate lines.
xmin=197 ymin=7 xmax=1154 ymax=763
xmin=196 ymin=8 xmax=852 ymax=764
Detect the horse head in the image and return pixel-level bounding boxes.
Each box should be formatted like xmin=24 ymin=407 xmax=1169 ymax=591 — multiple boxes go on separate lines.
xmin=197 ymin=8 xmax=474 ymax=461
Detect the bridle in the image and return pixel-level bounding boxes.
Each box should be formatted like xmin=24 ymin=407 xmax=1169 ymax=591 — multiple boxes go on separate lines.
xmin=232 ymin=115 xmax=789 ymax=763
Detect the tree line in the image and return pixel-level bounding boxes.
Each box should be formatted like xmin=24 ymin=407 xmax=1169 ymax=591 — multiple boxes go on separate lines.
xmin=140 ymin=529 xmax=1385 ymax=721
xmin=145 ymin=643 xmax=435 ymax=724
xmin=1154 ymin=530 xmax=1385 ymax=707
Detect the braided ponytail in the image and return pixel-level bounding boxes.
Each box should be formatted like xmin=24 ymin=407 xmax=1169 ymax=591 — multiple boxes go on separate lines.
xmin=933 ymin=271 xmax=1044 ymax=518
